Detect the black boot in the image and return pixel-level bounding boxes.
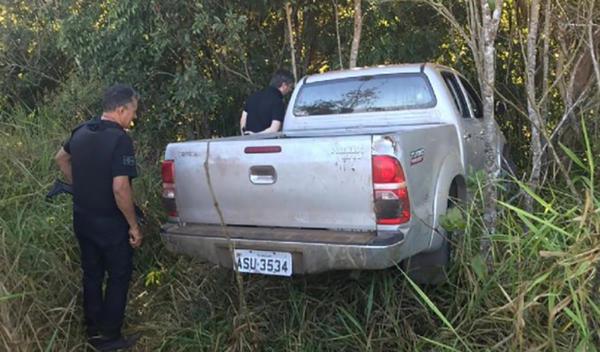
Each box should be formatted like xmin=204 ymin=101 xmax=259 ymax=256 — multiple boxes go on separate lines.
xmin=88 ymin=333 xmax=140 ymax=351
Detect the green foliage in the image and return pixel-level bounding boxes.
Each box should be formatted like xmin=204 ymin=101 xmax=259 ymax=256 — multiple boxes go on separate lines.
xmin=469 ymin=254 xmax=487 ymax=281
xmin=361 ymin=2 xmax=446 ymax=65
xmin=0 ymin=1 xmax=71 ymax=109
xmin=2 ymin=0 xmax=465 ymax=144
xmin=2 ymin=0 xmax=597 ymax=169
xmin=440 ymin=206 xmax=466 ymax=232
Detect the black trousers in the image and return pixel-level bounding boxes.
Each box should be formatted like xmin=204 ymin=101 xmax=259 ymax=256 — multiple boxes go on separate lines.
xmin=73 ymin=211 xmax=133 ymax=339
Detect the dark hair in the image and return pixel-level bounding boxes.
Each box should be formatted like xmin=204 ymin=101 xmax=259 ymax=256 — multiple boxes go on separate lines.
xmin=102 ymin=84 xmax=139 ymax=112
xmin=269 ymin=69 xmax=294 ymax=89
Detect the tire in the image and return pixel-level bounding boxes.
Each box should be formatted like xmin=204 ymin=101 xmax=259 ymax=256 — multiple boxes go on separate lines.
xmin=403 ymin=234 xmax=450 ymax=285
xmin=403 ymin=196 xmax=456 ymax=285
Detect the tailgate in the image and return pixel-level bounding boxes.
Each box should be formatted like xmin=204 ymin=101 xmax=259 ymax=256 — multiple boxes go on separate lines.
xmin=171 ymin=136 xmax=376 ymax=231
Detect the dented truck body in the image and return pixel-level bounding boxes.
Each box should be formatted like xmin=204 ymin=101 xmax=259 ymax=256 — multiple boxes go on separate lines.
xmin=160 ymin=63 xmax=505 ymax=280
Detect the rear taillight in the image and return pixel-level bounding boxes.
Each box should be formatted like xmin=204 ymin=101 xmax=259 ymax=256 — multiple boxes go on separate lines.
xmin=161 ymin=160 xmax=177 ymax=217
xmin=372 ymin=155 xmax=410 ymax=225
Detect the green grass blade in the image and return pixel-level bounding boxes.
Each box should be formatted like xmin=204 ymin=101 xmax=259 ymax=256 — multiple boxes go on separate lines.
xmin=44 ymin=329 xmax=58 ymax=352
xmin=559 ymin=142 xmax=586 ymax=170
xmin=338 ymin=306 xmax=365 ymax=336
xmin=498 ymin=201 xmax=571 ymax=238
xmin=366 ymin=276 xmax=374 ymax=322
xmin=401 ymin=271 xmax=471 ymax=352
xmin=514 ymin=179 xmax=558 ymax=215
xmin=420 ymin=335 xmax=461 ymax=352
xmin=580 ymin=117 xmax=594 ymax=189
xmin=564 ymin=307 xmax=586 ymax=336
xmin=0 ymin=292 xmax=26 ymax=302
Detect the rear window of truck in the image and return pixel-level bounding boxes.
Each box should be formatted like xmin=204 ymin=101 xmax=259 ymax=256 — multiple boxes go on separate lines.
xmin=293 ymin=73 xmax=436 ymax=117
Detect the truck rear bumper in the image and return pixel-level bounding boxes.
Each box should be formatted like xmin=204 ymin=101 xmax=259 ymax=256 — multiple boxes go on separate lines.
xmin=160 ymin=223 xmax=408 ymax=274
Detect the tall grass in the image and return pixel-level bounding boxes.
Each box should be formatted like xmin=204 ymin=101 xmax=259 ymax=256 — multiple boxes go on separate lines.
xmin=1 ymin=104 xmax=598 ymax=351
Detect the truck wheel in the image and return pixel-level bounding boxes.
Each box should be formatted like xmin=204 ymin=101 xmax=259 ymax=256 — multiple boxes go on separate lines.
xmin=403 ymin=232 xmax=450 ymax=285
xmin=402 ymin=198 xmax=455 ymax=285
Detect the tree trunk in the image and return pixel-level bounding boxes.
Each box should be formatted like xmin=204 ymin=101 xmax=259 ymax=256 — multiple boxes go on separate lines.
xmin=333 ymin=0 xmax=343 ymax=69
xmin=480 ymin=0 xmax=504 ymax=261
xmin=525 ymin=0 xmax=542 ymax=213
xmin=422 ymin=0 xmax=504 ymax=262
xmin=349 ymin=0 xmax=362 ymax=69
xmin=541 ymin=0 xmax=552 ymax=121
xmin=297 ymin=6 xmax=315 ymax=76
xmin=285 ymin=2 xmax=298 ymax=82
xmin=588 ymin=28 xmax=600 ymax=96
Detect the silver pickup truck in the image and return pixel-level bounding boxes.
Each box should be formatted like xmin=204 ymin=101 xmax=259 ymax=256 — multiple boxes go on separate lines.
xmin=160 ymin=63 xmax=506 ymax=284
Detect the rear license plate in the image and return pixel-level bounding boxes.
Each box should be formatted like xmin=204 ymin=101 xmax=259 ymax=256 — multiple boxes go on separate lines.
xmin=234 ymin=249 xmax=292 ymax=277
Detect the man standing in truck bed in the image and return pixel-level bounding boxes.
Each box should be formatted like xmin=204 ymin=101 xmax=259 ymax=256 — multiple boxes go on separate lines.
xmin=240 ymin=69 xmax=294 ymax=134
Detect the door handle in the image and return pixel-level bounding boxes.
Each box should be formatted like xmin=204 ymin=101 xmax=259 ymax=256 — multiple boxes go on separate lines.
xmin=463 ymin=133 xmax=472 ymax=140
xmin=249 ymin=165 xmax=277 ymax=185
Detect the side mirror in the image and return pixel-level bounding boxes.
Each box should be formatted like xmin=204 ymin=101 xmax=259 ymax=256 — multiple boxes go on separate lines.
xmin=495 ymin=100 xmax=507 ymax=116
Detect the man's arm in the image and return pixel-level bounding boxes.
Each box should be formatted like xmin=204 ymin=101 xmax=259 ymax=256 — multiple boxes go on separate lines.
xmin=240 ymin=111 xmax=248 ymax=134
xmin=113 ymin=176 xmax=142 ymax=248
xmin=54 ymin=147 xmax=73 ymax=184
xmin=258 ymin=120 xmax=282 ymax=134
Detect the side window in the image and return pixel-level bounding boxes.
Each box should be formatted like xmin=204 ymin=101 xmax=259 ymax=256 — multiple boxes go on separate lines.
xmin=459 ymin=77 xmax=483 ymax=119
xmin=441 ymin=71 xmax=470 ymax=118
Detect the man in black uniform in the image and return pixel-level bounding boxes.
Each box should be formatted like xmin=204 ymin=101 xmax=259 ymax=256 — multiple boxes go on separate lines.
xmin=55 ymin=84 xmax=142 ymax=351
xmin=240 ymin=69 xmax=294 ymax=134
